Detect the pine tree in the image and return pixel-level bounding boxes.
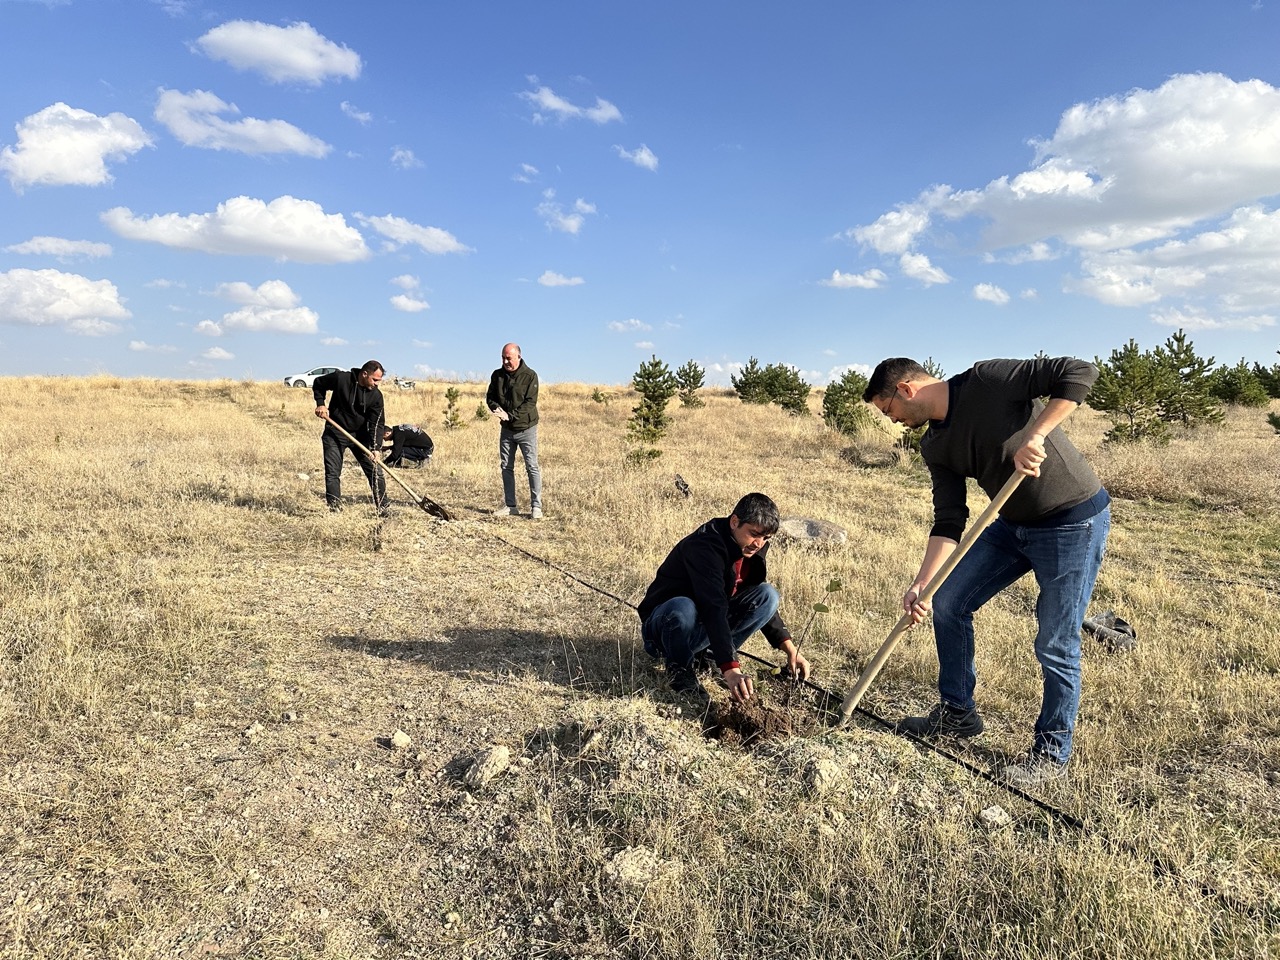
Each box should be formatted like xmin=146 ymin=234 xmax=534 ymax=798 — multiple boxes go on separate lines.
xmin=1091 ymin=340 xmax=1173 ymax=443
xmin=442 ymin=386 xmax=467 ymax=430
xmin=763 ymin=363 xmax=812 ymax=415
xmin=674 ymin=360 xmax=706 ymax=408
xmin=731 ymin=357 xmax=771 ymax=404
xmin=1209 ymin=359 xmax=1271 ymax=407
xmin=822 ymin=368 xmax=875 ymax=436
xmin=627 ymin=355 xmax=678 ymax=460
xmin=1153 ymin=329 xmax=1222 ymax=426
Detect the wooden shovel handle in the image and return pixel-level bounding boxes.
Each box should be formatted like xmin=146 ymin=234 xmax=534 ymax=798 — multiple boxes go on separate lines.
xmin=321 ymin=417 xmax=452 ymax=520
xmin=837 ymin=470 xmax=1025 ymax=724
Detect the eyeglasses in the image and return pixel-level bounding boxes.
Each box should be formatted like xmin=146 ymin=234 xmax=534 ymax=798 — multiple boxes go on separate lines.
xmin=882 ymin=389 xmax=899 ymax=418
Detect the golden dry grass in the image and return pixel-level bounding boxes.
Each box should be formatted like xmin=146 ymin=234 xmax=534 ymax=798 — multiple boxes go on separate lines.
xmin=0 ymin=376 xmax=1277 ymax=959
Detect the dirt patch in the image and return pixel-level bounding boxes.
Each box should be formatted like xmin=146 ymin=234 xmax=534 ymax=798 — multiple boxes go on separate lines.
xmin=703 ymin=677 xmax=826 ymax=747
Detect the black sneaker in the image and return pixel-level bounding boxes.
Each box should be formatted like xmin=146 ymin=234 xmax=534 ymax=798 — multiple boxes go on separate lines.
xmin=895 ymin=702 xmax=984 ymax=739
xmin=667 ymin=663 xmax=707 ymax=699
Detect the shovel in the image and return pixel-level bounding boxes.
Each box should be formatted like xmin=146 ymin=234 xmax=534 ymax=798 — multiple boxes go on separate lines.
xmin=322 ymin=418 xmax=453 ymax=521
xmin=836 ymin=470 xmax=1024 ymax=725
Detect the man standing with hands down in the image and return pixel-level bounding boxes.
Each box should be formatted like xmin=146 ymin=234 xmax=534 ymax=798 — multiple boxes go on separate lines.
xmin=638 ymin=492 xmax=811 ymax=705
xmin=864 ymin=357 xmax=1110 ymax=787
xmin=314 ymin=360 xmax=387 ymax=513
xmin=486 ymin=343 xmax=543 ymax=519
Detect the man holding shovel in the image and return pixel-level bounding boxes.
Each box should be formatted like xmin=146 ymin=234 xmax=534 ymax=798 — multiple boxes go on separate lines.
xmin=314 ymin=360 xmax=387 ymax=513
xmin=864 ymin=357 xmax=1110 ymax=787
xmin=638 ymin=492 xmax=811 ymax=704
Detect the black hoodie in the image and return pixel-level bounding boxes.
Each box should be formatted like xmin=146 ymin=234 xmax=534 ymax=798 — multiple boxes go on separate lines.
xmin=313 ymin=368 xmax=385 ymax=449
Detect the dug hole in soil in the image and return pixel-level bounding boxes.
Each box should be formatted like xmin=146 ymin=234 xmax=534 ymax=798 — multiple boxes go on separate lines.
xmin=702 ymin=673 xmax=828 ymax=747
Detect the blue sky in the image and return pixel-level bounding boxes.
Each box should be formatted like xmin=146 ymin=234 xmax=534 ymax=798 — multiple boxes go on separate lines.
xmin=3 ymin=0 xmax=1280 ymax=386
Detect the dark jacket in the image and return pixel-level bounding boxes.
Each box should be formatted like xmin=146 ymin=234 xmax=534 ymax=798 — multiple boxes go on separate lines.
xmin=486 ymin=362 xmax=540 ymax=431
xmin=922 ymin=357 xmax=1106 ymax=541
xmin=386 ymin=424 xmax=434 ymax=461
xmin=637 ymin=517 xmax=791 ymax=668
xmin=313 ymin=368 xmax=385 ymax=449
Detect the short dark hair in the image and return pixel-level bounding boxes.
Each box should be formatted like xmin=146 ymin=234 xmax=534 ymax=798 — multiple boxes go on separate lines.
xmin=731 ymin=492 xmax=780 ymax=534
xmin=863 ymin=358 xmax=928 ymax=402
xmin=361 ymin=360 xmax=384 ymax=375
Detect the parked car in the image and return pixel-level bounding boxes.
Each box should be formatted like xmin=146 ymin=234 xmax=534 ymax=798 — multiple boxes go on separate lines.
xmin=283 ymin=366 xmax=340 ymax=388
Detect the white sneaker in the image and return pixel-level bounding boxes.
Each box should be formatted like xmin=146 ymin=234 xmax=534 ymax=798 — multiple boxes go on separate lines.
xmin=492 ymin=505 xmax=516 ymax=516
xmin=530 ymin=507 xmax=543 ymax=520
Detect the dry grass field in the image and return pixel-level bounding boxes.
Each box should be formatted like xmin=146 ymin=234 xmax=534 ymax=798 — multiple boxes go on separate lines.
xmin=1 ymin=374 xmax=1277 ymax=959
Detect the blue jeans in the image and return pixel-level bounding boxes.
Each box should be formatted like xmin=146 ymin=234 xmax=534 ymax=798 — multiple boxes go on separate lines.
xmin=931 ymin=505 xmax=1110 ymax=764
xmin=641 ymin=583 xmax=779 ymax=669
xmin=499 ymin=425 xmax=541 ymax=510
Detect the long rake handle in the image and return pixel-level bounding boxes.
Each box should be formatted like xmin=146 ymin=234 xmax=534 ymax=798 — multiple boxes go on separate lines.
xmin=321 ymin=417 xmax=452 ymax=520
xmin=837 ymin=470 xmax=1025 ymax=724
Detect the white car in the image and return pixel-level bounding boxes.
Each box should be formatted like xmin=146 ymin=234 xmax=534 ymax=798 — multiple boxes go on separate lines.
xmin=283 ymin=366 xmax=340 ymax=388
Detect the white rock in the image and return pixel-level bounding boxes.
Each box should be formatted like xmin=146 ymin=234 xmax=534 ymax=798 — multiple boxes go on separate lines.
xmin=804 ymin=758 xmax=842 ymax=796
xmin=602 ymin=846 xmax=669 ymax=892
xmin=979 ymin=805 xmax=1013 ymax=831
xmin=390 ymin=729 xmax=413 ymax=749
xmin=463 ymin=745 xmax=510 ymax=787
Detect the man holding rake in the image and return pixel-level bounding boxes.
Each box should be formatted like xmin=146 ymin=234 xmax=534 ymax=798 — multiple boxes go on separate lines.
xmin=864 ymin=357 xmax=1110 ymax=787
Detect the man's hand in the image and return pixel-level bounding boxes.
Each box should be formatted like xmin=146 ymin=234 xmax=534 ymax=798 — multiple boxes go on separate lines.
xmin=779 ymin=639 xmax=812 ymax=681
xmin=722 ymin=667 xmax=754 ymax=703
xmin=315 ymin=405 xmax=329 ymax=420
xmin=493 ymin=406 xmax=510 ymax=422
xmin=902 ymin=581 xmax=931 ymax=625
xmin=1014 ymin=432 xmax=1047 ymax=477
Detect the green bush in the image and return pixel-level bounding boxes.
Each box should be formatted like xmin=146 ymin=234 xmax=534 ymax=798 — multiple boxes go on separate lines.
xmin=675 ymin=360 xmax=706 ymax=408
xmin=1209 ymin=359 xmax=1271 ymax=407
xmin=822 ymin=368 xmax=876 ymax=436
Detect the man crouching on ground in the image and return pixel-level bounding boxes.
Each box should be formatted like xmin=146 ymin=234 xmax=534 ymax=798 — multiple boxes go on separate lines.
xmin=637 ymin=492 xmax=811 ymax=703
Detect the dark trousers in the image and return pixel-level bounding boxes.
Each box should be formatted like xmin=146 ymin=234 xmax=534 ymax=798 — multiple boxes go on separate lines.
xmin=322 ymin=431 xmax=386 ymax=509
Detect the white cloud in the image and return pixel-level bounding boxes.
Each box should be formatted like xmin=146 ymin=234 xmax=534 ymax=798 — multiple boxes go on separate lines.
xmin=900 ymin=252 xmax=951 ymax=285
xmin=820 ymin=268 xmax=886 ymax=289
xmin=390 ymin=147 xmax=422 ymax=169
xmin=635 ymin=340 xmax=654 ymax=349
xmin=155 ymin=88 xmax=330 ymax=157
xmin=355 ymin=213 xmax=472 ymax=255
xmin=411 ymin=339 xmax=432 ymax=348
xmin=341 ymin=101 xmax=371 ymax=124
xmin=615 ymin=144 xmax=658 ymax=171
xmin=513 ymin=163 xmax=539 ymax=183
xmin=103 ymin=195 xmax=370 ymax=263
xmin=0 ymin=102 xmax=152 ymax=190
xmin=0 ymin=268 xmax=128 ymax=334
xmin=390 ymin=275 xmax=421 ymax=292
xmin=1150 ymin=306 xmax=1275 ymax=332
xmin=609 ymin=318 xmax=652 ymax=332
xmin=849 ymin=73 xmax=1280 ymax=320
xmin=5 ymin=236 xmax=111 ymax=260
xmin=391 ymin=294 xmax=429 ymax=312
xmin=538 ymin=270 xmax=584 ymax=287
xmin=194 ymin=20 xmax=361 ymax=85
xmin=129 ymin=340 xmax=177 ymax=353
xmin=973 ymin=282 xmax=1010 ymax=305
xmin=520 ymin=85 xmax=621 ymax=125
xmin=213 ymin=279 xmax=301 ymax=308
xmin=194 ymin=319 xmax=223 ymax=336
xmin=203 ymin=346 xmax=234 ymax=360
xmin=205 ymin=279 xmax=317 ymax=334
xmin=321 ymin=336 xmax=348 ymax=346
xmin=537 ymin=191 xmax=597 ymax=234
xmin=1020 ymin=288 xmax=1039 ymax=300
